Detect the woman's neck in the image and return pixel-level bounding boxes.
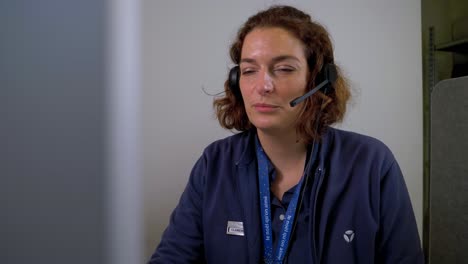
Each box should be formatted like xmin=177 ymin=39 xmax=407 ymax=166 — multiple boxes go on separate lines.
xmin=257 ymin=129 xmax=306 ymax=164
xmin=257 ymin=129 xmax=307 ymax=200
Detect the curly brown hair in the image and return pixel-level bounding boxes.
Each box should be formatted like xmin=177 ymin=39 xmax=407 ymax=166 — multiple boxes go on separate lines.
xmin=213 ymin=5 xmax=351 ymax=143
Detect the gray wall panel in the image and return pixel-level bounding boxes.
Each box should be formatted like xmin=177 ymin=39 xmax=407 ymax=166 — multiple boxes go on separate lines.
xmin=430 ymin=76 xmax=468 ymax=263
xmin=1 ymin=1 xmax=106 ymax=263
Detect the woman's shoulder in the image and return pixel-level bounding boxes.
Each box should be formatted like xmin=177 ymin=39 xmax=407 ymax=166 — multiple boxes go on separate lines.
xmin=327 ymin=127 xmax=388 ymax=147
xmin=202 ymin=130 xmax=253 ymax=161
xmin=325 ymin=127 xmax=396 ymax=166
xmin=204 ymin=130 xmax=250 ymax=150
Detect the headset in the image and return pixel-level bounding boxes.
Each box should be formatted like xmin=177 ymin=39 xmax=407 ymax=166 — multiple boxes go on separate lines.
xmin=227 ymin=63 xmax=338 ymax=106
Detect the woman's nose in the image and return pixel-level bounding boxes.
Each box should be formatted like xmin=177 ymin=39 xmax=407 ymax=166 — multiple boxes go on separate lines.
xmin=255 ymin=70 xmax=274 ymax=95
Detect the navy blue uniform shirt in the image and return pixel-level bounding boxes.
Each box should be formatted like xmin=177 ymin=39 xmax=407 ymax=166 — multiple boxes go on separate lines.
xmin=263 ymin=140 xmax=313 ymax=264
xmin=271 ymin=181 xmax=313 ymax=263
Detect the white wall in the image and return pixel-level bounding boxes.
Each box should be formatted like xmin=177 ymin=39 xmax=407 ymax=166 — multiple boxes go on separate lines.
xmin=142 ymin=0 xmax=422 ymax=258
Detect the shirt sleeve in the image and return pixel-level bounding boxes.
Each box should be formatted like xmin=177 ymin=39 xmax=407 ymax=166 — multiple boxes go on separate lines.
xmin=376 ymin=160 xmax=425 ymax=263
xmin=148 ymin=154 xmax=207 ymax=264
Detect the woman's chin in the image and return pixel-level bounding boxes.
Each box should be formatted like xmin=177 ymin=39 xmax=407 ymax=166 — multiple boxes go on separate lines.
xmin=251 ymin=121 xmax=276 ymax=131
xmin=252 ymin=119 xmax=297 ymax=136
xmin=253 ymin=123 xmax=284 ymax=134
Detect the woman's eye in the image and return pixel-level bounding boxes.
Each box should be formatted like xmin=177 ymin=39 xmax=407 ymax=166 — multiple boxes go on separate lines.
xmin=241 ymin=69 xmax=256 ymax=75
xmin=275 ymin=67 xmax=295 ymax=73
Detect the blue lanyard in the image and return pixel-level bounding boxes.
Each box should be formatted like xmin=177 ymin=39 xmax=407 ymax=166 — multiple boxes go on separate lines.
xmin=255 ymin=137 xmax=307 ymax=264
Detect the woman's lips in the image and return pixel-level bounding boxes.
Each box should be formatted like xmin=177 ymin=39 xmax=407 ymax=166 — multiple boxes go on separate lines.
xmin=253 ymin=103 xmax=279 ymax=113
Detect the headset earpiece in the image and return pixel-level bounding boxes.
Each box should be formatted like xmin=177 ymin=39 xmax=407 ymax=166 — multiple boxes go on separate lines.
xmin=320 ymin=63 xmax=337 ymax=95
xmin=228 ymin=66 xmax=241 ymax=99
xmin=324 ymin=63 xmax=337 ymax=84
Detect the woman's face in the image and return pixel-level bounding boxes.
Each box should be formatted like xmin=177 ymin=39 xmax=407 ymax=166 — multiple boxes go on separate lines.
xmin=239 ymin=27 xmax=309 ymax=135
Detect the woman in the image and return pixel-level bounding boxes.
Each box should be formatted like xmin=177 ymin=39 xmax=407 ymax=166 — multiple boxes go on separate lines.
xmin=149 ymin=5 xmax=423 ymax=264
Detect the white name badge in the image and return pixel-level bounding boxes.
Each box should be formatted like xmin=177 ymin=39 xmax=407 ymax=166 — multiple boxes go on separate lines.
xmin=226 ymin=221 xmax=244 ymax=236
